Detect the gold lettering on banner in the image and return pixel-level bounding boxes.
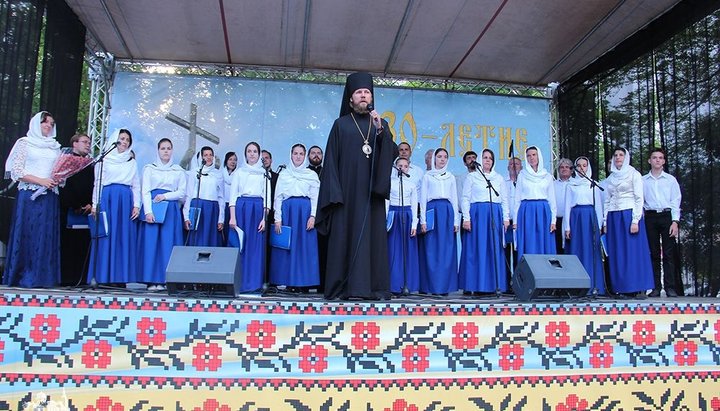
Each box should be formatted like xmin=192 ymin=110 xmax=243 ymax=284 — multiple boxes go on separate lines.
xmin=379 ymin=110 xmax=535 ymax=160
xmin=440 ymin=123 xmax=455 ymax=156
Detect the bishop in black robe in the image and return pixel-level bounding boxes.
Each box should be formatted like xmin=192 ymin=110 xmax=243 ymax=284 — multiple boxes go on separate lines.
xmin=316 ymin=72 xmax=398 ymax=300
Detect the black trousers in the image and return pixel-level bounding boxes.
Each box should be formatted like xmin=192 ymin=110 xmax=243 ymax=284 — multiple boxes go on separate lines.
xmin=554 ymin=216 xmax=565 ymax=254
xmin=644 ymin=210 xmax=678 ymax=292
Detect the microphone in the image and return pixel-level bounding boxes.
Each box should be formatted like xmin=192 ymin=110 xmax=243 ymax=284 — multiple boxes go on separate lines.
xmin=278 ymin=164 xmax=286 ymax=172
xmin=367 ymin=103 xmax=374 ymax=112
xmin=197 ymin=164 xmax=208 ymax=179
xmin=394 ymin=166 xmax=410 ymax=178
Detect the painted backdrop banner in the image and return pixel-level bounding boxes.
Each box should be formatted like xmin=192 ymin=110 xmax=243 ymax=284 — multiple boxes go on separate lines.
xmin=108 ymin=72 xmax=551 ymax=175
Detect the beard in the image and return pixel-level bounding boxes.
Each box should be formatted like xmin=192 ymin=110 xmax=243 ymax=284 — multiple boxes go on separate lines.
xmin=350 ymin=101 xmax=370 ymax=115
xmin=309 ymin=157 xmax=322 ymax=166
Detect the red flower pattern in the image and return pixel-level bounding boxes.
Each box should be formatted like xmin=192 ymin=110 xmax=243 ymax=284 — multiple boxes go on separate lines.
xmin=351 ymin=322 xmax=380 ymax=351
xmin=674 ymin=340 xmax=698 ymax=366
xmin=555 ymin=394 xmax=589 ymax=411
xmin=383 ymin=399 xmax=420 ymax=411
xmin=136 ymin=317 xmax=166 ymax=346
xmin=589 ymin=342 xmax=613 ymax=368
xmin=30 ymin=314 xmax=61 ymax=344
xmin=246 ymin=320 xmax=276 ymax=349
xmin=632 ymin=320 xmax=655 ymax=346
xmin=0 ymin=340 xmax=4 ymax=363
xmin=83 ymin=396 xmax=124 ymax=411
xmin=81 ymin=340 xmax=112 ymax=369
xmin=545 ymin=321 xmax=570 ymax=348
xmin=298 ymin=344 xmax=328 ymax=373
xmin=452 ymin=322 xmax=479 ymax=350
xmin=192 ymin=342 xmax=223 ymax=371
xmin=714 ymin=319 xmax=720 ymax=343
xmin=402 ymin=344 xmax=430 ymax=372
xmin=192 ymin=399 xmax=232 ymax=411
xmin=711 ymin=397 xmax=720 ymax=411
xmin=498 ymin=343 xmax=524 ymax=371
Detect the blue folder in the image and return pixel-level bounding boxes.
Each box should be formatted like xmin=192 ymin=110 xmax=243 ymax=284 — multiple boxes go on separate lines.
xmin=141 ymin=201 xmax=169 ymax=223
xmin=66 ymin=209 xmax=89 ymax=229
xmin=600 ymin=233 xmax=609 ymax=257
xmin=188 ymin=207 xmax=201 ymax=231
xmin=88 ymin=211 xmax=108 ymax=238
xmin=386 ymin=210 xmax=395 ymax=232
xmin=425 ymin=208 xmax=435 ymax=231
xmin=270 ymin=226 xmax=292 ymax=249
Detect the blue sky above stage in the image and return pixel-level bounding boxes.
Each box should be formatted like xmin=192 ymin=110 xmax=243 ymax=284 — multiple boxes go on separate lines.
xmin=109 ymin=72 xmax=551 ymax=175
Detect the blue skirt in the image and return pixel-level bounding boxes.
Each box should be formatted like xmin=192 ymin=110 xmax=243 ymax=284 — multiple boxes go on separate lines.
xmin=516 ymin=199 xmax=556 ymax=262
xmin=459 ymin=202 xmax=506 ymax=292
xmin=233 ymin=196 xmax=266 ymax=292
xmin=185 ymin=198 xmax=222 ymax=247
xmin=88 ymin=184 xmax=139 ymax=284
xmin=387 ymin=205 xmax=420 ymax=293
xmin=606 ymin=209 xmax=654 ymax=293
xmin=3 ymin=190 xmax=60 ymax=288
xmin=567 ymin=205 xmax=605 ymax=295
xmin=269 ymin=197 xmax=319 ymax=287
xmin=137 ymin=189 xmax=183 ymax=284
xmin=419 ymin=199 xmax=458 ymax=294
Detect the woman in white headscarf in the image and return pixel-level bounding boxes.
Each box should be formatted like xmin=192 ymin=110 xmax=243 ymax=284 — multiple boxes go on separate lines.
xmin=3 ymin=111 xmax=61 ymax=288
xmin=418 ymin=147 xmax=459 ymax=295
xmin=269 ymin=143 xmax=320 ymax=290
xmin=563 ymin=156 xmax=605 ymax=295
xmin=138 ymin=138 xmax=186 ymax=289
xmin=88 ymin=128 xmax=141 ymax=285
xmin=183 ymin=146 xmax=224 ymax=246
xmin=221 ymin=151 xmax=237 ymax=245
xmin=603 ymin=147 xmax=653 ymax=296
xmin=228 ymin=141 xmax=270 ymax=292
xmin=386 ymin=156 xmax=419 ymax=294
xmin=513 ymin=146 xmax=557 ymax=261
xmin=459 ymin=148 xmax=510 ymax=294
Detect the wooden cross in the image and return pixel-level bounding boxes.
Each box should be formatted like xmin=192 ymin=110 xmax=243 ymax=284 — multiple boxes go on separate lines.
xmin=166 ymin=103 xmax=221 ymax=169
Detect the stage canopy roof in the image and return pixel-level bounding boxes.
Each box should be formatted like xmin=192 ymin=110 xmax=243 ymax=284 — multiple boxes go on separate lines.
xmin=65 ymin=0 xmax=682 ymax=87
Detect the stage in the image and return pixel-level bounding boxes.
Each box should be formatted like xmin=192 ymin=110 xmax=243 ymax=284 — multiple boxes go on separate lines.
xmin=0 ymin=286 xmax=718 ymax=410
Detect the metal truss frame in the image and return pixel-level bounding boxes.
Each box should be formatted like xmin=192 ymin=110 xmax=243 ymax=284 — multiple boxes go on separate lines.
xmin=85 ymin=34 xmax=115 ymax=154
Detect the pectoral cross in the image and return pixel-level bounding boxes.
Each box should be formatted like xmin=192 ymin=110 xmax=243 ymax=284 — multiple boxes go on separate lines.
xmin=166 ymin=103 xmax=220 ymax=169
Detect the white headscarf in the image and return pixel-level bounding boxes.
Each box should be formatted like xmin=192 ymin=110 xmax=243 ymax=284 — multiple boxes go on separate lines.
xmin=475 ymin=149 xmax=499 ymax=179
xmin=425 ymin=148 xmax=452 ymax=180
xmin=519 ymin=145 xmax=548 ymax=184
xmin=275 ymin=145 xmax=320 ymax=196
xmin=570 ymin=156 xmax=593 ymax=187
xmin=222 ymin=152 xmax=237 ymax=186
xmin=192 ymin=148 xmax=221 ymax=179
xmin=103 ymin=128 xmax=132 ymax=164
xmin=146 ymin=139 xmax=184 ymax=172
xmin=608 ymin=147 xmax=635 ymax=183
xmin=239 ymin=144 xmax=265 ymax=175
xmin=4 ymin=111 xmax=60 ymax=178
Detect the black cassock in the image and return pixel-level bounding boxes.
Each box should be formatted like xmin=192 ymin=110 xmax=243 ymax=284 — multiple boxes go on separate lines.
xmin=316 ymin=112 xmax=397 ymax=299
xmin=59 ymin=162 xmax=94 ymax=285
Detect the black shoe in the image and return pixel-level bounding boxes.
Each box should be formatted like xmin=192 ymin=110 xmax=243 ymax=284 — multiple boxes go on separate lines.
xmin=648 ymin=289 xmax=661 ymax=297
xmin=666 ymin=289 xmax=678 ymax=297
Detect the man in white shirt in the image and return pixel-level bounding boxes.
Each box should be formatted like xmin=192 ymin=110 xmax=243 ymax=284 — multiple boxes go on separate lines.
xmin=554 ymin=158 xmax=573 ymax=253
xmin=643 ymin=148 xmax=682 ymax=297
xmin=398 ymin=142 xmax=424 ymax=193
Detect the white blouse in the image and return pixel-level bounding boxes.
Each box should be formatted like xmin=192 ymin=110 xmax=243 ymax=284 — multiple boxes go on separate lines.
xmin=9 ymin=140 xmax=59 ymax=192
xmin=461 ymin=171 xmax=510 ymax=222
xmin=273 ymin=174 xmax=319 ymax=223
xmin=141 ymin=166 xmax=187 ymax=214
xmin=183 ymin=168 xmax=224 ymax=223
xmin=387 ymin=177 xmax=419 ymax=227
xmin=229 ymin=169 xmax=269 ymax=205
xmin=563 ymin=183 xmax=603 ymax=233
xmin=603 ymin=169 xmax=644 ymax=225
xmin=513 ymin=172 xmax=556 ymax=224
xmin=92 ymin=160 xmax=141 ymax=208
xmin=420 ymin=173 xmax=460 ymax=226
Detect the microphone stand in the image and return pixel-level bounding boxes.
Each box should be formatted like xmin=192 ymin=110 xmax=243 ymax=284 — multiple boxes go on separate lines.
xmin=186 ymin=164 xmax=206 ymax=246
xmin=88 ymin=142 xmax=118 ymax=289
xmin=574 ymin=167 xmax=604 ymax=297
xmin=474 ymin=162 xmax=503 ymax=297
xmin=261 ymin=166 xmax=273 ymax=294
xmin=397 ymin=167 xmax=410 ymax=296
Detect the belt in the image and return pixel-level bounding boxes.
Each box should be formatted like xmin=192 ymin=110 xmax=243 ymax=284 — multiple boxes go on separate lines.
xmin=644 ymin=208 xmax=671 ymax=214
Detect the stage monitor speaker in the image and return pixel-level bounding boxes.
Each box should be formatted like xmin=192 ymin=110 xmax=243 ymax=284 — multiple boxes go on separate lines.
xmin=166 ymin=246 xmax=242 ymax=297
xmin=512 ymin=254 xmax=590 ymax=301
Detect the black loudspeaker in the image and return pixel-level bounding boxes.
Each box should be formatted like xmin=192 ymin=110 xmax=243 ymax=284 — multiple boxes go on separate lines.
xmin=512 ymin=254 xmax=590 ymax=301
xmin=166 ymin=246 xmax=242 ymax=297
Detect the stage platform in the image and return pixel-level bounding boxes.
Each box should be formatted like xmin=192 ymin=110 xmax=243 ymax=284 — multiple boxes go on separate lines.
xmin=0 ymin=286 xmax=718 ymax=410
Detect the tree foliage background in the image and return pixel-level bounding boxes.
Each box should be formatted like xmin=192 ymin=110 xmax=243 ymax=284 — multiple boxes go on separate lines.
xmin=558 ymin=10 xmax=720 ymax=296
